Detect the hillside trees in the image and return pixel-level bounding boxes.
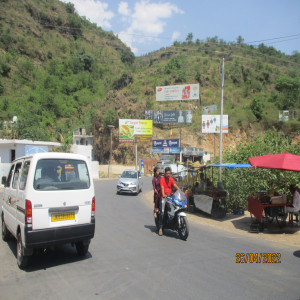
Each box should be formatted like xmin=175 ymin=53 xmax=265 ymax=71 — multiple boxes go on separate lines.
xmin=222 ymin=130 xmax=300 ymax=211
xmin=275 ymin=75 xmax=300 ymax=109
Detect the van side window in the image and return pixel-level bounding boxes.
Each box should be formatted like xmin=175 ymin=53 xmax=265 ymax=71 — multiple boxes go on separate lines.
xmin=19 ymin=161 xmax=31 ymax=190
xmin=6 ymin=164 xmax=15 ymax=188
xmin=12 ymin=162 xmax=22 ymax=189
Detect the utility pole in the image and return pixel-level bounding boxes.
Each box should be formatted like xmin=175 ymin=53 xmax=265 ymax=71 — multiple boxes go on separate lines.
xmin=219 ymin=57 xmax=225 ymax=184
xmin=218 ymin=53 xmax=231 ymax=186
xmin=135 ymin=140 xmax=138 ymax=170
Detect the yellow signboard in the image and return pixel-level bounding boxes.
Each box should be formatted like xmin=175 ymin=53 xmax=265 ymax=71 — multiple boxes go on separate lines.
xmin=119 ymin=119 xmax=153 ymax=143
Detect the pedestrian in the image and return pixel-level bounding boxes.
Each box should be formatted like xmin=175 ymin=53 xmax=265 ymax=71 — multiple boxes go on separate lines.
xmin=286 ymin=184 xmax=300 ymax=213
xmin=152 ymin=167 xmax=161 ymax=218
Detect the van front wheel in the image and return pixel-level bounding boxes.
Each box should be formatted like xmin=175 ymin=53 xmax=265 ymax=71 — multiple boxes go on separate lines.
xmin=17 ymin=232 xmax=29 ymax=269
xmin=76 ymin=241 xmax=89 ymax=256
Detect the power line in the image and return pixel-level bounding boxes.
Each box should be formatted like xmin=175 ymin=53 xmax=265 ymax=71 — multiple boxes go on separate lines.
xmin=245 ymin=34 xmax=300 ymax=45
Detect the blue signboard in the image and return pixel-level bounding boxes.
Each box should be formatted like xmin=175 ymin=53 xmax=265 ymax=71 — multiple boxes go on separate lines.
xmin=140 ymin=159 xmax=144 ymax=175
xmin=152 ymin=139 xmax=179 ymax=148
xmin=25 ymin=146 xmax=48 ymax=155
xmin=170 ymin=147 xmax=184 ymax=154
xmin=152 ymin=148 xmax=165 ymax=153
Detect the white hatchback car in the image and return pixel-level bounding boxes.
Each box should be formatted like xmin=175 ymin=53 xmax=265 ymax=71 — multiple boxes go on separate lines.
xmin=1 ymin=152 xmax=95 ymax=269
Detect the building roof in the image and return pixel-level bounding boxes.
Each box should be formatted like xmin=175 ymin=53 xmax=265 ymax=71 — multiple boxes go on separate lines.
xmin=0 ymin=139 xmax=61 ymax=147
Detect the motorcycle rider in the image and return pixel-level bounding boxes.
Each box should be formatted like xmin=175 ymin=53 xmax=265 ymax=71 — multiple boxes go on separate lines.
xmin=158 ymin=167 xmax=181 ymax=236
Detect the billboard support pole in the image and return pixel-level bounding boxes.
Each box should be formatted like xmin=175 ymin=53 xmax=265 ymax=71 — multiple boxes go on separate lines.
xmin=179 ymin=126 xmax=182 ymax=162
xmin=214 ymin=133 xmax=216 ymax=159
xmin=135 ymin=141 xmax=138 ymax=170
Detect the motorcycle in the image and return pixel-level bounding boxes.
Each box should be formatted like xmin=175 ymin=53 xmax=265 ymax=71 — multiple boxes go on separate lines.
xmin=154 ymin=190 xmax=189 ymax=240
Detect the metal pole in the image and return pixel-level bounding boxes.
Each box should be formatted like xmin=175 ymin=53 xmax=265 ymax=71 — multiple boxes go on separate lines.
xmin=135 ymin=141 xmax=138 ymax=170
xmin=108 ymin=125 xmax=114 ymax=178
xmin=219 ymin=57 xmax=225 ymax=183
xmin=214 ymin=133 xmax=216 ymax=160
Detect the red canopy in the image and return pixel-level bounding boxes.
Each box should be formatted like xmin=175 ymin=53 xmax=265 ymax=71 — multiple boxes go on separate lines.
xmin=249 ymin=152 xmax=300 ymax=172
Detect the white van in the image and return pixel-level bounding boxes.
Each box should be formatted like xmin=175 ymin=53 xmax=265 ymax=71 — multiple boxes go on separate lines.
xmin=1 ymin=152 xmax=95 ymax=269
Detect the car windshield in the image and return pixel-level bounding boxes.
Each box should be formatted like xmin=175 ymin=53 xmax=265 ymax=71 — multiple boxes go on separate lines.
xmin=121 ymin=171 xmax=137 ymax=179
xmin=34 ymin=159 xmax=90 ymax=191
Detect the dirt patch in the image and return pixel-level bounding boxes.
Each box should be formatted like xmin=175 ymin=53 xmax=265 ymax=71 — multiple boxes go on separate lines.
xmin=98 ymin=164 xmax=136 ymax=178
xmin=143 ymin=190 xmax=300 ymax=248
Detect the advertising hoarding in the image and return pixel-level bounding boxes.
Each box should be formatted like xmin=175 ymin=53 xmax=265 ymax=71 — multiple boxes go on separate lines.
xmin=201 ymin=115 xmax=228 ymax=133
xmin=156 ymin=84 xmax=199 ymax=101
xmin=152 ymin=139 xmax=179 ymax=148
xmin=119 ymin=119 xmax=153 ymax=143
xmin=145 ymin=110 xmax=192 ymax=124
xmin=152 ymin=147 xmax=184 ymax=154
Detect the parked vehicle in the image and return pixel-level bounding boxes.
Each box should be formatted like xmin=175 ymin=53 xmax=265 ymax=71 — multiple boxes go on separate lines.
xmin=155 ymin=162 xmax=187 ymax=181
xmin=117 ymin=170 xmax=142 ymax=195
xmin=155 ymin=160 xmax=172 ymax=175
xmin=1 ymin=152 xmax=95 ymax=269
xmin=154 ymin=190 xmax=189 ymax=240
xmin=168 ymin=164 xmax=187 ymax=182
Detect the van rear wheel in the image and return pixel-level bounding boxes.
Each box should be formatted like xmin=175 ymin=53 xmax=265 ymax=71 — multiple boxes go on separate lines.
xmin=17 ymin=232 xmax=29 ymax=269
xmin=76 ymin=241 xmax=89 ymax=256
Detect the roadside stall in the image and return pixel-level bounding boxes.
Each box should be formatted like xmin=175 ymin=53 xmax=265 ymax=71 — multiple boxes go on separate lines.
xmin=248 ymin=152 xmax=300 ymax=232
xmin=182 ymin=163 xmax=251 ymax=219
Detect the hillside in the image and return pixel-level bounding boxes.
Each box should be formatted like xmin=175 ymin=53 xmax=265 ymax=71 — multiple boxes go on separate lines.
xmin=0 ymin=0 xmax=299 ymax=163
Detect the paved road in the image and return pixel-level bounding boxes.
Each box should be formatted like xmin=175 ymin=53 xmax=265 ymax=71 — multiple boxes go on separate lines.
xmin=0 ymin=178 xmax=299 ymax=300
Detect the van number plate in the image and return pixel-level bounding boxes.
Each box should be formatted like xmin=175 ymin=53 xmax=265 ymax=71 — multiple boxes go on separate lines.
xmin=51 ymin=212 xmax=75 ymax=222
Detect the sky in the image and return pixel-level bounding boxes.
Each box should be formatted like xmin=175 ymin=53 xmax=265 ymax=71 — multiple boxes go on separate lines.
xmin=61 ymin=0 xmax=300 ymax=56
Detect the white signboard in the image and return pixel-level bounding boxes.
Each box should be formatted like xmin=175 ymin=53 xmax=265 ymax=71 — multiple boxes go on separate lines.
xmin=156 ymin=84 xmax=199 ymax=101
xmin=202 ymin=115 xmax=228 ymax=133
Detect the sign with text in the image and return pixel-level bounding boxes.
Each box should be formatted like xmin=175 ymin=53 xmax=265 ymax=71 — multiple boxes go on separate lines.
xmin=145 ymin=110 xmax=192 ymax=124
xmin=201 ymin=115 xmax=228 ymax=134
xmin=119 ymin=119 xmax=153 ymax=143
xmin=135 ymin=135 xmax=152 ymax=143
xmin=156 ymin=84 xmax=199 ymax=101
xmin=184 ymin=147 xmax=204 ymax=156
xmin=152 ymin=139 xmax=179 ymax=148
xmin=152 ymin=147 xmax=184 ymax=154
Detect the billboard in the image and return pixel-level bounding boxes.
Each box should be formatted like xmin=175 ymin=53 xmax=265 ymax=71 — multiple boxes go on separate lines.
xmin=156 ymin=84 xmax=199 ymax=101
xmin=201 ymin=115 xmax=228 ymax=133
xmin=145 ymin=110 xmax=192 ymax=124
xmin=119 ymin=119 xmax=153 ymax=143
xmin=152 ymin=139 xmax=179 ymax=148
xmin=152 ymin=147 xmax=184 ymax=154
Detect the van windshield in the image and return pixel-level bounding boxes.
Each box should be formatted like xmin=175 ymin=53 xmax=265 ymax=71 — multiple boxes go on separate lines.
xmin=34 ymin=159 xmax=90 ymax=191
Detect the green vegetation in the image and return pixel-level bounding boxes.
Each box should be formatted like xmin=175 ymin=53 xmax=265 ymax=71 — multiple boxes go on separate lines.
xmin=220 ymin=131 xmax=300 ymax=211
xmin=0 ymin=0 xmax=299 ymax=163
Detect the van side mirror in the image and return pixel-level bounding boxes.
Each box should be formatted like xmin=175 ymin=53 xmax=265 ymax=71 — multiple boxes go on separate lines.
xmin=2 ymin=176 xmax=7 ymax=186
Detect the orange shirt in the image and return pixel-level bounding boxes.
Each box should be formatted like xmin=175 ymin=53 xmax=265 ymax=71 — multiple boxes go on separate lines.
xmin=160 ymin=176 xmax=175 ymax=196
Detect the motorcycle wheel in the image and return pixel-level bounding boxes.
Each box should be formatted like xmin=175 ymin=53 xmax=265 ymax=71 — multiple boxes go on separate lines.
xmin=178 ymin=216 xmax=189 ymax=240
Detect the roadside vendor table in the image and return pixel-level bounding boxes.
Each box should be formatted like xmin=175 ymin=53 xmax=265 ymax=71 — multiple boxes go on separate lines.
xmin=248 ymin=196 xmax=288 ymax=231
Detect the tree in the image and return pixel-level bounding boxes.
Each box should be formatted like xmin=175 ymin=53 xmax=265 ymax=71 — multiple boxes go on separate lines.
xmin=223 ymin=130 xmax=300 ymax=211
xmin=275 ymin=75 xmax=300 ymax=109
xmin=185 ymin=33 xmax=193 ymax=44
xmin=250 ymin=97 xmax=263 ymax=121
xmin=236 ymin=35 xmax=244 ymax=45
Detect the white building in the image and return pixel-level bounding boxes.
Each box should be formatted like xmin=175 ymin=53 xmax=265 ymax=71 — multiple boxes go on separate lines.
xmin=71 ymin=128 xmax=93 ymax=160
xmin=0 ymin=134 xmax=99 ymax=180
xmin=0 ymin=139 xmax=61 ymax=180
